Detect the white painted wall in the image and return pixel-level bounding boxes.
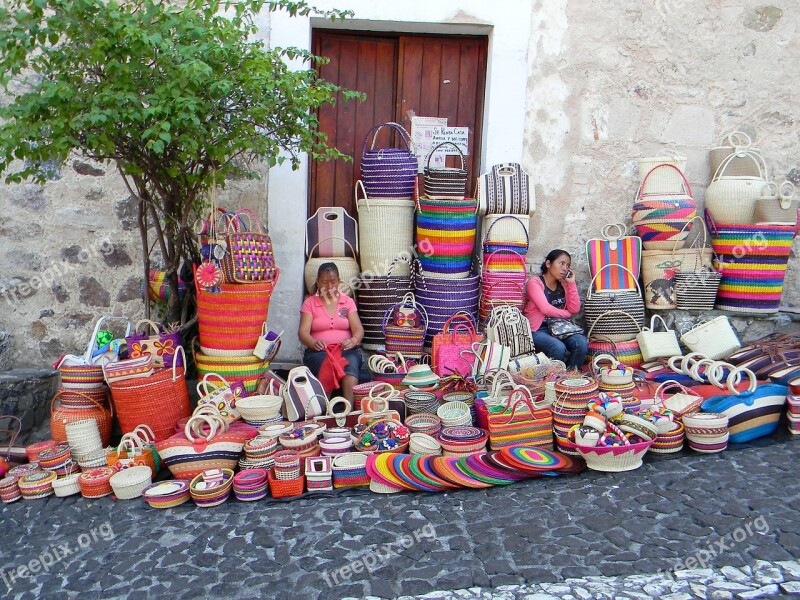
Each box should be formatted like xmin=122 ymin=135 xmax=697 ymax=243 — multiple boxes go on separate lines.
xmin=265 ymin=0 xmax=533 ymax=362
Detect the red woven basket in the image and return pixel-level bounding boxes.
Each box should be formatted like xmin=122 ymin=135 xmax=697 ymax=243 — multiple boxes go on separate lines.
xmin=50 ymin=392 xmax=113 ymax=446
xmin=268 ymin=468 xmax=305 ymax=498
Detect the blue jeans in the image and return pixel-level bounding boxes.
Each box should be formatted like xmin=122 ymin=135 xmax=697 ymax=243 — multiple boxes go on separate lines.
xmin=532 ymin=330 xmax=588 ymax=370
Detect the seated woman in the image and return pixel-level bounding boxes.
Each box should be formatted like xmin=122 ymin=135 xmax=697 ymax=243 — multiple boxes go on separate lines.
xmin=523 ymin=249 xmax=588 ymax=371
xmin=298 ymin=263 xmax=364 ymax=401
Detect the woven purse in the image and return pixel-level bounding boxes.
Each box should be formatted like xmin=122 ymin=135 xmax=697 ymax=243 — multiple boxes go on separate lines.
xmin=679 ymin=316 xmax=741 ymax=360
xmin=636 ymin=315 xmax=681 ymax=362
xmin=476 ymin=163 xmax=535 ymax=215
xmin=484 ymin=305 xmax=535 ymax=359
xmin=221 ymin=209 xmax=278 ymax=284
xmin=423 ymin=141 xmax=468 ymax=199
xmin=360 ymin=122 xmax=418 ymax=199
xmin=431 ymin=314 xmax=484 ymax=377
xmin=125 ymin=319 xmax=182 ymax=368
xmin=487 ymin=388 xmax=553 ymax=450
xmin=754 ymin=181 xmax=798 ymax=225
xmin=584 ymin=265 xmax=645 ymax=339
xmin=383 ymin=293 xmax=428 ymax=359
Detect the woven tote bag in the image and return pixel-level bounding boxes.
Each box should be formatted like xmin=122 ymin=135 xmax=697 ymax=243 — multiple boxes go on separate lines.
xmin=476 ymin=163 xmax=535 ymax=215
xmin=423 ymin=141 xmax=468 ymax=199
xmin=482 ymin=214 xmax=530 ymax=254
xmin=194 ymin=343 xmax=269 ymax=393
xmin=305 ymin=206 xmax=358 ymax=259
xmin=636 ymin=315 xmax=681 ymax=362
xmin=358 ymin=258 xmax=413 ymax=350
xmin=416 ymin=197 xmax=478 ymax=279
xmin=431 ymin=314 xmax=484 ymax=377
xmin=484 ymin=305 xmax=535 ymax=359
xmin=641 ymin=217 xmax=713 ymax=309
xmin=708 ymin=216 xmax=797 ymax=314
xmin=705 ymin=149 xmax=768 ymax=225
xmin=355 ymin=181 xmax=415 ymax=275
xmin=636 ymin=149 xmax=688 ymax=195
xmin=586 ymin=330 xmax=644 ymax=370
xmin=360 ymin=122 xmax=418 ymax=199
xmin=195 ymin=266 xmax=277 ymax=355
xmin=486 ymin=389 xmax=553 ymax=450
xmin=584 ymin=265 xmax=645 ymax=338
xmin=586 ymin=309 xmax=643 ymax=344
xmin=585 ymin=223 xmax=642 ymax=291
xmin=304 ymin=237 xmax=360 ymax=296
xmin=108 ymin=346 xmax=192 ymax=441
xmin=382 ymin=293 xmax=428 ymax=359
xmin=754 ymin=181 xmax=799 ymax=225
xmin=679 ymin=316 xmax=740 ymax=360
xmin=632 ymin=164 xmax=697 ymax=250
xmin=220 ymin=209 xmax=278 ymax=284
xmin=413 ymin=262 xmax=480 ymax=350
xmin=709 ymin=131 xmax=763 ymax=179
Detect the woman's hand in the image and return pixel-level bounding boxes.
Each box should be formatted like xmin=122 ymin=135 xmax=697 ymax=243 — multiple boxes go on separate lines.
xmin=563 ymin=270 xmax=576 ymax=284
xmin=312 ymin=339 xmax=326 ymax=351
xmin=340 ymin=337 xmax=358 ymax=351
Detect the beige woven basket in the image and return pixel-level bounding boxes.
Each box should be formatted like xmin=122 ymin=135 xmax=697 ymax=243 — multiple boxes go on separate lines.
xmin=705 ymin=149 xmax=768 ymax=225
xmin=109 ymin=466 xmax=153 ymax=500
xmin=52 ymin=473 xmax=81 ymax=497
xmin=709 ymin=132 xmax=763 ymax=178
xmin=637 ymin=151 xmax=688 ymax=194
xmin=356 ymin=181 xmax=415 ymax=276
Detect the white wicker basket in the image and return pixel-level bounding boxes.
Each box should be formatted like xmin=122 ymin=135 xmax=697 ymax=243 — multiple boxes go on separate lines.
xmin=109 ymin=466 xmax=153 ymax=500
xmin=52 ymin=473 xmax=81 ymax=497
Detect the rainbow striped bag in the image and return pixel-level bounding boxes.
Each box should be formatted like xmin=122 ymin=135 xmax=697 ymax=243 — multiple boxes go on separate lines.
xmin=487 ymin=388 xmax=553 ymax=450
xmin=586 ymin=223 xmax=642 ymax=291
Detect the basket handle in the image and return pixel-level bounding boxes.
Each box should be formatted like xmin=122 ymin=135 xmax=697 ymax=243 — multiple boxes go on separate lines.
xmin=600 ymin=223 xmax=630 ymax=244
xmin=425 ymin=141 xmax=466 ymax=171
xmin=442 ymin=313 xmax=477 ymax=336
xmin=482 ymin=248 xmax=527 ymax=272
xmin=779 ymin=181 xmax=797 ymax=210
xmin=711 ymin=148 xmax=767 ymax=183
xmin=197 ymin=372 xmax=231 ymax=398
xmin=591 ymin=353 xmax=617 ymax=372
xmin=586 ymin=264 xmax=642 ymax=299
xmin=133 ymin=319 xmax=162 ymax=337
xmin=726 ymin=366 xmax=758 ymax=396
xmin=362 ymin=121 xmax=414 ymax=155
xmin=724 ymin=130 xmax=752 ymax=149
xmin=84 ymin=316 xmax=134 ymax=363
xmin=670 ymin=215 xmax=708 ymax=254
xmin=586 ymin=309 xmax=642 ymax=339
xmin=50 ymin=390 xmax=113 ymax=418
xmin=483 ymin=215 xmax=530 ymax=248
xmin=306 ymin=236 xmax=357 ymax=261
xmin=647 ymin=314 xmax=672 ymax=333
xmin=184 ymin=414 xmax=220 ymax=444
xmin=231 ymin=208 xmax=265 ymax=233
xmin=638 ymin=163 xmax=692 ymax=200
xmin=354 ymin=179 xmax=369 ymax=210
xmin=133 ymin=424 xmax=157 ymax=445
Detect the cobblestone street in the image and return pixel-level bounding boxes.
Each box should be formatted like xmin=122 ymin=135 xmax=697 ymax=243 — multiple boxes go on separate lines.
xmin=1 ymin=435 xmax=799 ymax=599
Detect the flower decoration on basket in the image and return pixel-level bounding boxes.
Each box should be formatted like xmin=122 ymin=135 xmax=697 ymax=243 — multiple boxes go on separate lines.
xmin=354 ymin=420 xmax=410 ymax=453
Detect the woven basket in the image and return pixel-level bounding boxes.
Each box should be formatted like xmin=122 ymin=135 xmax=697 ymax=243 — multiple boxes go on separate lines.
xmin=196 ymin=273 xmax=276 ymax=355
xmin=332 ymin=452 xmax=370 ymax=488
xmin=416 ymin=202 xmax=478 ymax=279
xmin=304 ymin=237 xmax=360 ymax=296
xmin=423 ymin=141 xmax=469 ymax=199
xmin=57 ymin=359 xmax=105 ymax=391
xmin=194 ymin=346 xmax=268 ymax=393
xmin=413 ymin=265 xmax=481 ymax=350
xmin=268 ymin=468 xmax=305 ymax=498
xmin=51 ymin=392 xmax=113 ymax=447
xmin=482 ymin=214 xmax=530 ymax=254
xmin=356 ymin=181 xmax=415 ymax=276
xmin=108 ymin=346 xmax=192 ymax=441
xmin=637 ymin=152 xmax=688 ymax=194
xmin=709 ymin=132 xmax=763 ymax=178
xmin=189 ymin=469 xmax=234 ymax=507
xmin=78 ymin=467 xmax=115 ymax=498
xmin=705 ymin=149 xmax=768 ymax=225
xmin=436 ymin=401 xmax=472 ymax=427
xmin=109 ymin=465 xmax=153 ymax=500
xmin=52 ymin=473 xmax=81 ymax=497
xmin=19 ymin=470 xmax=57 ymax=499
xmin=632 ymin=164 xmax=697 ymax=250
xmin=357 ymin=258 xmax=413 ymax=349
xmin=584 ymin=266 xmax=645 ymax=339
xmin=409 ymin=433 xmax=442 ymax=455
xmin=383 ymin=293 xmax=428 ymax=359
xmin=754 ymin=181 xmax=798 ymax=225
xmin=360 ymin=122 xmax=418 ymax=199
xmin=235 ymin=394 xmax=283 ymax=422
xmin=575 ymin=439 xmax=653 ymax=472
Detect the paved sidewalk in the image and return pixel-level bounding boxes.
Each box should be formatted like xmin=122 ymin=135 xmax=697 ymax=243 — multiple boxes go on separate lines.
xmin=1 ymin=434 xmax=798 ymax=600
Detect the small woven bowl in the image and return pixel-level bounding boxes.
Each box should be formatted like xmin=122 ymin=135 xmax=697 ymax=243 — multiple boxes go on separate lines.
xmin=319 ymin=436 xmax=354 ymax=456
xmin=52 ymin=473 xmax=81 ymax=497
xmin=437 ymin=401 xmax=472 ymax=426
xmin=409 ymin=433 xmax=442 ymax=456
xmin=405 ymin=413 xmax=442 ymax=436
xmin=575 ymin=439 xmax=653 ymax=472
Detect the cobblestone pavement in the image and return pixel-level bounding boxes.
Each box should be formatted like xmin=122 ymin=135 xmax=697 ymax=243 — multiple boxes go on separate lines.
xmin=1 ymin=434 xmax=799 ymax=600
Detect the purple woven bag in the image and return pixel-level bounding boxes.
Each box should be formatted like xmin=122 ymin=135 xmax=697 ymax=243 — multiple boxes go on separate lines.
xmin=360 ymin=122 xmax=418 ymax=199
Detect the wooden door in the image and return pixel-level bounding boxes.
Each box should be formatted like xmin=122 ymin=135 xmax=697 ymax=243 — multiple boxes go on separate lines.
xmin=309 ymin=31 xmax=488 ymax=217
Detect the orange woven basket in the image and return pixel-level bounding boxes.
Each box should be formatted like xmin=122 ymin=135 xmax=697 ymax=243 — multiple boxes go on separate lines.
xmin=268 ymin=468 xmax=305 ymax=498
xmin=50 ymin=391 xmax=113 ymax=446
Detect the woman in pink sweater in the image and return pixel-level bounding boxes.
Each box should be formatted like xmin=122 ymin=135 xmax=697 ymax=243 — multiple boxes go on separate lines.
xmin=523 ymin=249 xmax=587 ymax=370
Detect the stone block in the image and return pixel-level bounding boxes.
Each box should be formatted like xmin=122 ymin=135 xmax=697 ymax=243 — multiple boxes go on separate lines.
xmin=661 ymin=106 xmax=716 ymax=146
xmin=0 ymin=369 xmax=60 ymax=443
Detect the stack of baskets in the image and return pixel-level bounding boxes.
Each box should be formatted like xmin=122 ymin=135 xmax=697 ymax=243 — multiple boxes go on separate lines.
xmin=552 ymin=378 xmax=599 ymax=455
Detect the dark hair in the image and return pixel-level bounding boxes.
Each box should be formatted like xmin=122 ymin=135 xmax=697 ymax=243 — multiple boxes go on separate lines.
xmin=540 ymin=249 xmax=571 ymax=275
xmin=316 ymin=262 xmax=340 ymax=280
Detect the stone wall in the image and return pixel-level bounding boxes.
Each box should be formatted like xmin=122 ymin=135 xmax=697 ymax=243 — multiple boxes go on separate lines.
xmin=524 ymin=1 xmax=799 ymax=306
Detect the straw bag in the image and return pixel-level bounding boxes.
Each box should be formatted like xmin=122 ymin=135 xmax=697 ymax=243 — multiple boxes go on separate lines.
xmin=107 ymin=346 xmax=191 ymax=441
xmin=641 ymin=216 xmax=713 ymax=309
xmin=195 ymin=267 xmax=277 ymax=355
xmin=637 ymin=149 xmax=688 ymax=194
xmin=305 ymin=206 xmax=358 ymax=259
xmin=106 ymin=436 xmax=156 ymax=477
xmin=586 ymin=312 xmax=644 ymax=368
xmin=679 ymin=316 xmax=740 ymax=360
xmin=486 ymin=388 xmax=552 ymax=450
xmin=423 ymin=141 xmax=469 ymax=199
xmin=359 ymin=257 xmax=414 ymax=349
xmin=383 ymin=293 xmax=428 ymax=359
xmin=197 ymin=373 xmax=247 ymax=424
xmin=709 ymin=131 xmax=763 ymax=179
xmin=360 ymin=122 xmax=418 ymax=199
xmin=585 ymin=223 xmax=642 ymax=291
xmin=636 ymin=315 xmax=681 ymax=362
xmin=632 ymin=164 xmax=697 ymax=250
xmin=355 ymin=181 xmax=414 ymax=275
xmin=416 ymin=197 xmax=478 ymax=279
xmin=484 ymin=305 xmax=535 ymax=359
xmin=705 ymin=149 xmax=768 ymax=225
xmin=50 ymin=391 xmax=113 ymax=446
xmin=754 ymin=181 xmax=799 ymax=225
xmin=102 ymin=355 xmax=153 ymax=384
xmin=431 ymin=314 xmax=484 ymax=377
xmin=476 ymin=163 xmax=535 ymax=215
xmin=674 ymin=269 xmax=721 ymax=311
xmin=220 ymin=209 xmax=278 ymax=284
xmin=304 ymin=237 xmax=360 ymax=296
xmin=584 ymin=265 xmax=645 ymax=340
xmin=465 ymin=340 xmax=512 ymax=380
xmin=283 ymin=366 xmax=328 ymax=422
xmin=125 ymin=319 xmax=182 ymax=368
xmin=482 ymin=214 xmax=530 ymax=254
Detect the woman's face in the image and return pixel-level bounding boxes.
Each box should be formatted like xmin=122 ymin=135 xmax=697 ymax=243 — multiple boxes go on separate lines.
xmin=317 ymin=271 xmax=341 ymax=296
xmin=547 ymin=253 xmax=571 ymax=280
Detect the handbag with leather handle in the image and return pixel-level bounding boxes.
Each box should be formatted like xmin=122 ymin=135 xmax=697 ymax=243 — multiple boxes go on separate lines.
xmin=283 ymin=366 xmax=328 ymax=422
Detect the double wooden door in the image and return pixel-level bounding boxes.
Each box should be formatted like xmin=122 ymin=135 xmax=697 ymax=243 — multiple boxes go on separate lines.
xmin=309 ymin=30 xmax=488 ymax=217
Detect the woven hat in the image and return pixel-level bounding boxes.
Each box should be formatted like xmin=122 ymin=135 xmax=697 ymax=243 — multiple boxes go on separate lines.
xmin=401 ymin=364 xmax=440 ymax=388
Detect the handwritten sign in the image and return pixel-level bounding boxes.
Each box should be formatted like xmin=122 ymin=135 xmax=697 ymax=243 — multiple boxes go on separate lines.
xmin=430 ymin=127 xmax=470 ymax=155
xmin=411 ymin=116 xmax=447 ymax=172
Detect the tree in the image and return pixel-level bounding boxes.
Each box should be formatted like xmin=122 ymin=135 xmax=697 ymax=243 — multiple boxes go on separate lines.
xmin=0 ymin=0 xmax=360 ymax=325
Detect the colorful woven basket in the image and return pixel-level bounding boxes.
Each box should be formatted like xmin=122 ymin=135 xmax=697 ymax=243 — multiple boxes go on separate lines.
xmin=78 ymin=467 xmax=115 ymax=499
xmin=18 ymin=470 xmax=57 ymax=500
xmin=709 ymin=220 xmax=796 ymax=314
xmin=194 ymin=345 xmax=268 ymax=393
xmin=360 ymin=122 xmax=418 ymax=199
xmin=189 ymin=469 xmax=234 ymax=507
xmin=50 ymin=392 xmax=113 ymax=447
xmin=268 ymin=468 xmax=305 ymax=498
xmin=332 ymin=453 xmax=370 ymax=488
xmin=416 ymin=198 xmax=478 ymax=279
xmin=413 ymin=265 xmax=480 ymax=350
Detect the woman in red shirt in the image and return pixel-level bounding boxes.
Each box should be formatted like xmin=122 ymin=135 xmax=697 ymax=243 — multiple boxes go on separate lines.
xmin=523 ymin=249 xmax=587 ymax=370
xmin=298 ymin=263 xmax=364 ymax=400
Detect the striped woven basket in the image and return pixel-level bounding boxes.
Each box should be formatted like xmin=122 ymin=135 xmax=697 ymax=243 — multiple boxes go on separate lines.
xmin=416 ymin=198 xmax=478 ymax=279
xmin=632 ymin=165 xmax=697 ymax=250
xmin=709 ymin=219 xmax=797 ymax=314
xmin=195 ymin=270 xmax=277 ymax=355
xmin=194 ymin=344 xmax=269 ymax=393
xmin=357 ymin=257 xmax=413 ymax=350
xmin=413 ymin=264 xmax=480 ymax=350
xmin=383 ymin=294 xmax=428 ymax=359
xmin=331 ymin=453 xmax=370 ymax=488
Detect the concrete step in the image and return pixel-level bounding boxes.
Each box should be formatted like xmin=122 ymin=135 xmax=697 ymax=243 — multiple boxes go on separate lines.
xmin=0 ymin=369 xmax=60 ymax=445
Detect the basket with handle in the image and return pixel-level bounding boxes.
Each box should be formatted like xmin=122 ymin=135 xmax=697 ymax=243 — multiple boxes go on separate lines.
xmin=586 ymin=223 xmax=642 ymax=291
xmin=431 ymin=313 xmax=485 ymax=377
xmin=754 ymin=181 xmax=799 ymax=225
xmin=360 ymin=122 xmax=418 ymax=199
xmin=304 ymin=237 xmax=360 ymax=296
xmin=413 ymin=264 xmax=480 ymax=350
xmin=486 ymin=387 xmax=553 ymax=450
xmin=679 ymin=316 xmax=741 ymax=360
xmin=220 ymin=208 xmax=278 ymax=284
xmin=709 ymin=131 xmax=763 ymax=178
xmin=636 ymin=315 xmax=681 ymax=362
xmin=51 ymin=391 xmax=113 ymax=447
xmin=584 ymin=265 xmax=645 ymax=337
xmin=358 ymin=257 xmax=413 ymax=350
xmin=423 ymin=141 xmax=468 ymax=199
xmin=586 ymin=312 xmax=645 ymax=369
xmin=355 ymin=180 xmax=415 ymax=275
xmin=382 ymin=292 xmax=429 ymax=359
xmin=482 ymin=214 xmax=530 ymax=254
xmin=632 ymin=163 xmax=697 ymax=250
xmin=705 ymin=149 xmax=769 ymax=225
xmin=636 ymin=147 xmax=688 ymax=194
